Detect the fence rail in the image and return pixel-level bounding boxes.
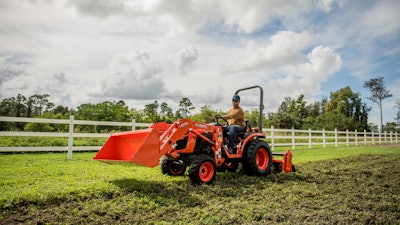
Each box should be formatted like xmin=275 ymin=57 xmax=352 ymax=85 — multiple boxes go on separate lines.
xmin=264 ymin=127 xmax=398 ymax=151
xmin=0 ymin=116 xmax=150 ymax=158
xmin=0 ymin=116 xmax=398 ymax=157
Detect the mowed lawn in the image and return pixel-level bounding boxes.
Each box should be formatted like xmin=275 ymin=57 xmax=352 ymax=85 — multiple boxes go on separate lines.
xmin=0 ymin=145 xmax=399 ymax=224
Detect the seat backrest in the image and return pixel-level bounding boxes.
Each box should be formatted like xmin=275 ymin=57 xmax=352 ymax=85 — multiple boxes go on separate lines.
xmin=245 ymin=119 xmax=251 ymax=132
xmin=237 ymin=119 xmax=251 ymax=139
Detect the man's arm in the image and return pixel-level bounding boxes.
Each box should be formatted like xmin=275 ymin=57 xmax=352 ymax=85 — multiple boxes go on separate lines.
xmin=221 ymin=108 xmax=243 ymax=120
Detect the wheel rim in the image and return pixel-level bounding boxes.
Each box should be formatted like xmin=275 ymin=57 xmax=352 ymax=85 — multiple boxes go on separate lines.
xmin=256 ymin=148 xmax=269 ymax=170
xmin=169 ymin=163 xmax=185 ymax=175
xmin=199 ymin=161 xmax=214 ymax=182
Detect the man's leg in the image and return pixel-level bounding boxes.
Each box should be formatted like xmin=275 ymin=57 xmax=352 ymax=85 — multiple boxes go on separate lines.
xmin=228 ymin=125 xmax=243 ymax=153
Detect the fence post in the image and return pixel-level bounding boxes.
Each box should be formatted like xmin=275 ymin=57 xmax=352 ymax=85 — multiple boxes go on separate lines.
xmin=390 ymin=131 xmax=393 ymax=143
xmin=132 ymin=119 xmax=136 ymax=130
xmin=384 ymin=131 xmax=387 ymax=143
xmin=271 ymin=126 xmax=275 ymax=151
xmin=291 ymin=127 xmax=295 ymax=150
xmin=346 ymin=129 xmax=349 ymax=146
xmin=364 ymin=130 xmax=367 ymax=146
xmin=323 ymin=129 xmax=326 ymax=148
xmin=67 ymin=115 xmax=74 ymax=159
xmin=379 ymin=132 xmax=382 ymax=144
xmin=372 ymin=130 xmax=375 ymax=145
xmin=335 ymin=129 xmax=338 ymax=147
xmin=396 ymin=131 xmax=398 ymax=144
xmin=308 ymin=128 xmax=312 ymax=149
xmin=355 ymin=129 xmax=358 ymax=146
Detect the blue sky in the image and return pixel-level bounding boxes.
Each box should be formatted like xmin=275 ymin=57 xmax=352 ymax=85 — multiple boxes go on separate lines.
xmin=0 ymin=0 xmax=399 ymax=128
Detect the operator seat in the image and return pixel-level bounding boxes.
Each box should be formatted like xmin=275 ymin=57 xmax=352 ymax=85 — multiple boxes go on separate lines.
xmin=236 ymin=119 xmax=251 ymax=140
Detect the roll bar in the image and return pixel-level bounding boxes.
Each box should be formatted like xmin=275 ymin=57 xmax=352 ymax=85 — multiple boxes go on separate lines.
xmin=235 ymin=86 xmax=264 ymax=131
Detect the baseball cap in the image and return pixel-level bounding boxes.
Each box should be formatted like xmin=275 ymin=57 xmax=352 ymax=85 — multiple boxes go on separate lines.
xmin=232 ymin=94 xmax=240 ymax=101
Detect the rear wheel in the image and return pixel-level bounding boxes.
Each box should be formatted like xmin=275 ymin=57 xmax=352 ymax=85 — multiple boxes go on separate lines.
xmin=242 ymin=140 xmax=272 ymax=176
xmin=160 ymin=156 xmax=186 ymax=176
xmin=189 ymin=154 xmax=216 ymax=185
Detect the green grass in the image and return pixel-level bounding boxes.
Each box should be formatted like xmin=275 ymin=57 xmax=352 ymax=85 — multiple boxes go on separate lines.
xmin=0 ymin=145 xmax=399 ymax=224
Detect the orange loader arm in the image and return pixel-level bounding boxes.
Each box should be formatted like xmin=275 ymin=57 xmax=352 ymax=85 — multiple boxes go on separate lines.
xmin=159 ymin=119 xmax=222 ymax=158
xmin=94 ymin=119 xmax=221 ymax=168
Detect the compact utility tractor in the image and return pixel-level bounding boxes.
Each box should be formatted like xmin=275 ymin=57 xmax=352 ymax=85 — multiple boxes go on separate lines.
xmin=94 ymin=86 xmax=295 ymax=185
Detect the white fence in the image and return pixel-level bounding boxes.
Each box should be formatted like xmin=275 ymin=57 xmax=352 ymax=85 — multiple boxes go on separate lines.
xmin=263 ymin=127 xmax=398 ymax=151
xmin=0 ymin=116 xmax=398 ymax=157
xmin=0 ymin=116 xmax=150 ymax=158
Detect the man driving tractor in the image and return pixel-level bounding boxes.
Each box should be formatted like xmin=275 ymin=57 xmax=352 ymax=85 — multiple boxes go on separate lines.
xmin=219 ymin=94 xmax=246 ymax=154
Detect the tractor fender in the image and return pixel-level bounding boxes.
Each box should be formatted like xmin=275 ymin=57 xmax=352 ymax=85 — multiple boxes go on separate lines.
xmin=239 ymin=132 xmax=266 ymax=151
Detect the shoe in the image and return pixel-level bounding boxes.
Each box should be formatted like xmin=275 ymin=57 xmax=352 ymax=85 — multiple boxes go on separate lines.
xmin=228 ymin=147 xmax=234 ymax=154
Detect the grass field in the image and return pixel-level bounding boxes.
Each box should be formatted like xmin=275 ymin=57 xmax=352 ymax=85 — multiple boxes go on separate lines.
xmin=0 ymin=145 xmax=399 ymax=224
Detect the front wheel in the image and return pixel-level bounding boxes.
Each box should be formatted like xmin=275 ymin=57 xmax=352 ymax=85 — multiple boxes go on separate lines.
xmin=160 ymin=156 xmax=186 ymax=176
xmin=189 ymin=154 xmax=216 ymax=185
xmin=242 ymin=140 xmax=272 ymax=176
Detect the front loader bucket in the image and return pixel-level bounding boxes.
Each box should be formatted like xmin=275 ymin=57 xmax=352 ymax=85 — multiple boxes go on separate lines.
xmin=93 ymin=128 xmax=162 ymax=168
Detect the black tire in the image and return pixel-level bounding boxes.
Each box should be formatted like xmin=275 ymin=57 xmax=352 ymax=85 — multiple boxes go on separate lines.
xmin=160 ymin=156 xmax=186 ymax=176
xmin=189 ymin=154 xmax=216 ymax=185
xmin=242 ymin=140 xmax=272 ymax=176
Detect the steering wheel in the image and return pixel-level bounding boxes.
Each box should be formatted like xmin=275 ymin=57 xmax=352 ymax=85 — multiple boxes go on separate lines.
xmin=214 ymin=115 xmax=228 ymax=126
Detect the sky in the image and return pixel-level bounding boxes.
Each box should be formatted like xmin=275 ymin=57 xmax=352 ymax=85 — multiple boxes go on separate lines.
xmin=0 ymin=0 xmax=399 ymax=127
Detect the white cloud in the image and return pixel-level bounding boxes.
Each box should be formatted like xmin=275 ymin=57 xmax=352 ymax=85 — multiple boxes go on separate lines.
xmin=93 ymin=52 xmax=165 ymax=100
xmin=0 ymin=68 xmax=77 ymax=107
xmin=226 ymin=31 xmax=312 ymax=73
xmin=299 ymin=46 xmax=342 ymax=84
xmin=357 ymin=1 xmax=400 ymax=40
xmin=175 ymin=47 xmax=199 ymax=76
xmin=67 ymin=0 xmax=159 ymax=17
xmin=315 ymin=0 xmax=400 ymax=80
xmin=218 ymin=0 xmax=312 ymax=33
xmin=64 ymin=0 xmax=320 ymax=35
xmin=293 ymin=46 xmax=342 ymax=97
xmin=315 ymin=0 xmax=345 ymax=12
xmin=67 ymin=0 xmax=210 ymax=36
xmin=245 ymin=45 xmax=342 ymax=113
xmin=34 ymin=73 xmax=73 ymax=106
xmin=0 ymin=55 xmax=26 ymax=85
xmin=155 ymin=0 xmax=213 ymax=35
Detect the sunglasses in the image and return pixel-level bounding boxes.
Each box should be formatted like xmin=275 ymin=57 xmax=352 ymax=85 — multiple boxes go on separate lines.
xmin=232 ymin=99 xmax=239 ymax=102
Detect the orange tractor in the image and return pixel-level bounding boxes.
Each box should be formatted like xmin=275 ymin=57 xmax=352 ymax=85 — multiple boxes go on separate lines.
xmin=94 ymin=86 xmax=295 ymax=185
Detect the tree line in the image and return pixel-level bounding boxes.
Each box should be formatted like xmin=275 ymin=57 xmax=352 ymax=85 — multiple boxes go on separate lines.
xmin=267 ymin=87 xmax=370 ymax=131
xmin=1 ymin=77 xmax=398 ymax=133
xmin=0 ymin=94 xmax=199 ymax=132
